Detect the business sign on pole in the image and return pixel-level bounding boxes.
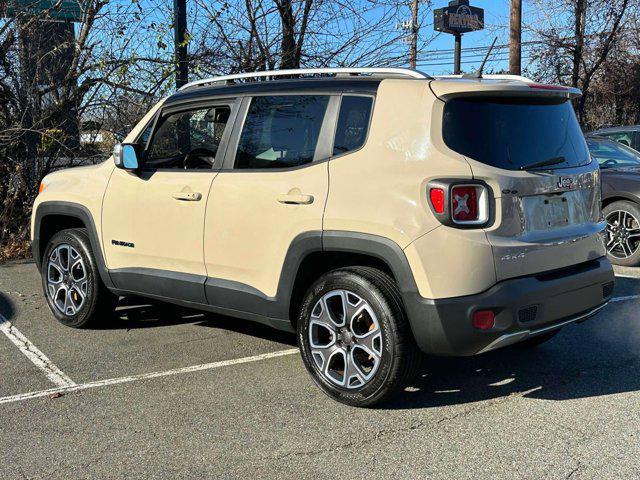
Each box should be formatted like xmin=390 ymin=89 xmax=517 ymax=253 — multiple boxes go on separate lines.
xmin=4 ymin=0 xmax=83 ymax=21
xmin=434 ymin=0 xmax=484 ymax=35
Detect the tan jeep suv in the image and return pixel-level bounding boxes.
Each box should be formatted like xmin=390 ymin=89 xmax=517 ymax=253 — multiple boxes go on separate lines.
xmin=32 ymin=68 xmax=614 ymax=407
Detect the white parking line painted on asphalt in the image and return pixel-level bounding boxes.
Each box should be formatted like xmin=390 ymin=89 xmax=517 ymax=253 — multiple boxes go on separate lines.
xmin=614 ymin=267 xmax=640 ymax=279
xmin=0 ymin=348 xmax=299 ymax=405
xmin=0 ymin=314 xmax=76 ymax=388
xmin=611 ymin=294 xmax=640 ymax=303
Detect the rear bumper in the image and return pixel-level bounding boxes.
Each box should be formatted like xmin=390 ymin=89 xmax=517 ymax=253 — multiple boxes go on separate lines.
xmin=403 ymin=257 xmax=615 ymax=356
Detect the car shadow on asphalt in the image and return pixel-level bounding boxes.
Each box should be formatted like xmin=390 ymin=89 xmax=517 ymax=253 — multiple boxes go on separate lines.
xmin=80 ymin=276 xmax=640 ymax=409
xmin=103 ymin=296 xmax=297 ymax=346
xmin=382 ymin=276 xmax=640 ymax=410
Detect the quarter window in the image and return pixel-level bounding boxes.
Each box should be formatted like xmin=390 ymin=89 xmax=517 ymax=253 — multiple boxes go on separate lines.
xmin=333 ymin=96 xmax=373 ymax=156
xmin=235 ymin=95 xmax=329 ymax=169
xmin=146 ymin=106 xmax=231 ymax=170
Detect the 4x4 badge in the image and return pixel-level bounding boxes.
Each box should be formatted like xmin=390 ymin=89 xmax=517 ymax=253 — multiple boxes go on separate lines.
xmin=557 ymin=177 xmax=575 ymax=189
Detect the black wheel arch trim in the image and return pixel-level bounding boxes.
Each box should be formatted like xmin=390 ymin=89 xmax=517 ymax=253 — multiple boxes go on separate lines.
xmin=321 ymin=231 xmax=420 ymax=296
xmin=32 ymin=201 xmax=114 ymax=288
xmin=205 ymin=230 xmax=421 ymax=320
xmin=602 ymin=192 xmax=640 ymax=208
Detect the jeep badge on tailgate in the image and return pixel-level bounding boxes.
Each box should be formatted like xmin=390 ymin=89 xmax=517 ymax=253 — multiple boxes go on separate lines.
xmin=557 ymin=176 xmax=576 ymax=189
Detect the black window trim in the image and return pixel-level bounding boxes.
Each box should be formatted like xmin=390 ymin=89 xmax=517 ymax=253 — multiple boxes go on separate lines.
xmin=330 ymin=93 xmax=376 ymax=160
xmin=131 ymin=88 xmax=378 ymax=174
xmin=221 ymin=93 xmax=341 ymax=172
xmin=139 ymin=98 xmax=240 ymax=173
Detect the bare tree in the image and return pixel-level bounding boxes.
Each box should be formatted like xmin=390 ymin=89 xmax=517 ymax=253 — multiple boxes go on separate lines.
xmin=0 ymin=0 xmax=436 ymax=260
xmin=0 ymin=0 xmax=173 ymax=259
xmin=194 ymin=0 xmax=435 ymax=75
xmin=527 ymin=0 xmax=637 ymax=126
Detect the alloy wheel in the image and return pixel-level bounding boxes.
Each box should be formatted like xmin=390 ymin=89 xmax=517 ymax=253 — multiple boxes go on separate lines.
xmin=46 ymin=244 xmax=89 ymax=316
xmin=606 ymin=209 xmax=640 ymax=259
xmin=308 ymin=289 xmax=383 ymax=389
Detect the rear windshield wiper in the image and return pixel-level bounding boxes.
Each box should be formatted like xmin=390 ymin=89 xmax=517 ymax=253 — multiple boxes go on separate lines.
xmin=519 ymin=156 xmax=566 ymax=171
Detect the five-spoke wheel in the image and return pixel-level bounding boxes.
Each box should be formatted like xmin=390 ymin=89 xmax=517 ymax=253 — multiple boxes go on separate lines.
xmin=41 ymin=228 xmax=117 ymax=327
xmin=298 ymin=267 xmax=419 ymax=407
xmin=46 ymin=244 xmax=89 ymax=316
xmin=309 ymin=290 xmax=383 ymax=389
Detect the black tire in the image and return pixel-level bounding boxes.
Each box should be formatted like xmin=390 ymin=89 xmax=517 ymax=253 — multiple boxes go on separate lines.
xmin=41 ymin=228 xmax=118 ymax=328
xmin=297 ymin=266 xmax=420 ymax=407
xmin=513 ymin=329 xmax=560 ymax=349
xmin=603 ymin=200 xmax=640 ymax=267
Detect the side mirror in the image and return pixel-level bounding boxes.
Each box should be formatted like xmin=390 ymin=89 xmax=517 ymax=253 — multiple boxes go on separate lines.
xmin=113 ymin=143 xmax=139 ymax=170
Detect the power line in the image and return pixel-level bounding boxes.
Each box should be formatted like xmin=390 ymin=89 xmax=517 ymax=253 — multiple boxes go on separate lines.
xmin=418 ymin=40 xmax=542 ymax=59
xmin=416 ymin=56 xmax=518 ymax=67
xmin=419 ymin=27 xmax=639 ymax=59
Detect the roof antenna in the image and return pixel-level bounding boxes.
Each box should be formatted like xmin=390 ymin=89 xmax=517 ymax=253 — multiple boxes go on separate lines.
xmin=463 ymin=37 xmax=497 ymax=79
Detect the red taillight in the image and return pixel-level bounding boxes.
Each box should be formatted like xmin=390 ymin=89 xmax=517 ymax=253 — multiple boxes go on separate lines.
xmin=472 ymin=310 xmax=495 ymax=330
xmin=451 ymin=185 xmax=479 ymax=222
xmin=429 ymin=188 xmax=445 ymax=214
xmin=427 ymin=181 xmax=489 ymax=227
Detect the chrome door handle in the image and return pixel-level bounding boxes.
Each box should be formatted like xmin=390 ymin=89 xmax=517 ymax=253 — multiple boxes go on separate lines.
xmin=277 ymin=193 xmax=314 ymax=205
xmin=173 ymin=191 xmax=202 ymax=201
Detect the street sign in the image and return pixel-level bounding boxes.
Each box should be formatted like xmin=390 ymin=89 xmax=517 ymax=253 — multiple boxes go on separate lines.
xmin=4 ymin=0 xmax=83 ymax=21
xmin=434 ymin=0 xmax=484 ymax=35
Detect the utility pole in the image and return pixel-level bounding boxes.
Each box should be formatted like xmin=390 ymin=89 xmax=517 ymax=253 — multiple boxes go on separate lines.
xmin=173 ymin=0 xmax=188 ymax=89
xmin=410 ymin=0 xmax=419 ymax=68
xmin=453 ymin=34 xmax=461 ymax=74
xmin=509 ymin=0 xmax=522 ymax=75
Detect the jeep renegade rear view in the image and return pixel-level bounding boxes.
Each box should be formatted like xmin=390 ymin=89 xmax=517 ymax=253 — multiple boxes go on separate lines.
xmin=32 ymin=68 xmax=614 ymax=407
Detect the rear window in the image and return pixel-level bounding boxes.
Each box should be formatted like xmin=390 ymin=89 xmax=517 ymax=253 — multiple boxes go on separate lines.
xmin=442 ymin=97 xmax=590 ymax=170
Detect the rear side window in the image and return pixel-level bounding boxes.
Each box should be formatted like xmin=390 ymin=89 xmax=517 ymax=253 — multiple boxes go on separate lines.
xmin=235 ymin=95 xmax=329 ymax=169
xmin=333 ymin=96 xmax=373 ymax=156
xmin=443 ymin=97 xmax=590 ymax=170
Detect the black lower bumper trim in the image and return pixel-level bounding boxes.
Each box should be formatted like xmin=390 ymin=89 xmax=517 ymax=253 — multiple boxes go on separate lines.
xmin=403 ymin=257 xmax=615 ymax=356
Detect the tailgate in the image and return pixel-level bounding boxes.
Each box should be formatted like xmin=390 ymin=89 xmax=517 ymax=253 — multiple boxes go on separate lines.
xmin=437 ymin=88 xmax=606 ymax=281
xmin=481 ymin=166 xmax=606 ymax=281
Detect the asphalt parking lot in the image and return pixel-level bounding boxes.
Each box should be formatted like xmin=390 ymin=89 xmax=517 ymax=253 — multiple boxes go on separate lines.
xmin=1 ymin=261 xmax=640 ymax=479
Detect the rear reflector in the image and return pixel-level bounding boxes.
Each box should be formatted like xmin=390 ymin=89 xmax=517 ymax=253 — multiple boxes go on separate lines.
xmin=452 ymin=185 xmax=479 ymax=222
xmin=472 ymin=310 xmax=495 ymax=330
xmin=429 ymin=188 xmax=445 ymax=214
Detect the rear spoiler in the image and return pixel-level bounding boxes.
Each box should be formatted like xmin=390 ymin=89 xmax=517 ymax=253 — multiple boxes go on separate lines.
xmin=429 ymin=76 xmax=581 ymax=101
